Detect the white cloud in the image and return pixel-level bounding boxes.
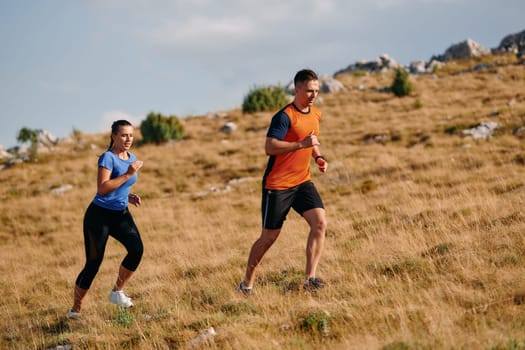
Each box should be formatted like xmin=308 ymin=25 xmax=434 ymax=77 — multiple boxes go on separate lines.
xmin=145 ymin=0 xmax=344 ymax=51
xmin=367 ymin=0 xmax=461 ymax=10
xmin=152 ymin=16 xmax=256 ymax=49
xmin=312 ymin=0 xmax=337 ymax=16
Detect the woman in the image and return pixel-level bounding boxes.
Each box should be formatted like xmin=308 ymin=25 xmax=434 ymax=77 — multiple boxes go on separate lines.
xmin=68 ymin=120 xmax=144 ymax=318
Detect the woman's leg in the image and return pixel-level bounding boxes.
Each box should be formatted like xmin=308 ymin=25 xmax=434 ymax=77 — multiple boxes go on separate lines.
xmin=70 ymin=203 xmax=110 ymax=313
xmin=70 ymin=285 xmax=88 ymax=313
xmin=111 ymin=209 xmax=144 ymax=291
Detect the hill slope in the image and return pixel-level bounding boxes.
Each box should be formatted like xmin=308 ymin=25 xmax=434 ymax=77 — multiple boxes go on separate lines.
xmin=1 ymin=53 xmax=524 ymax=349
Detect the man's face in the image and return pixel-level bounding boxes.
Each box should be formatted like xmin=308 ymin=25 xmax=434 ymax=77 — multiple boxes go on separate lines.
xmin=295 ymin=79 xmax=320 ymax=108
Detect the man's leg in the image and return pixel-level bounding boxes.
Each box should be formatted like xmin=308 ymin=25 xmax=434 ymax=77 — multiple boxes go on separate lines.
xmin=243 ymin=228 xmax=281 ymax=288
xmin=302 ymin=208 xmax=327 ymax=279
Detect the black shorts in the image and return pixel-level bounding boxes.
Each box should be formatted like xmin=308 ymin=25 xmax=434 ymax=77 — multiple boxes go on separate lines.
xmin=261 ymin=181 xmax=324 ymax=230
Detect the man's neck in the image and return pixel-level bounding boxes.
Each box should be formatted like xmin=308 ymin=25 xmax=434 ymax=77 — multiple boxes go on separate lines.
xmin=293 ymin=101 xmax=309 ymax=113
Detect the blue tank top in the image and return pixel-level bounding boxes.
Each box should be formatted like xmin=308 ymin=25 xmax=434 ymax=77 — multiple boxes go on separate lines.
xmin=92 ymin=151 xmax=138 ymax=211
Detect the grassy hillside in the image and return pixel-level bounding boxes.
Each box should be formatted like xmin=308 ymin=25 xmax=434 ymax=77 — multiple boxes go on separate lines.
xmin=1 ymin=53 xmax=524 ymax=349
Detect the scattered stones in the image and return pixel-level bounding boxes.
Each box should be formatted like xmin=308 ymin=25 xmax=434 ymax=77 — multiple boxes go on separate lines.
xmin=461 ymin=121 xmax=500 ymax=140
xmin=285 ymin=76 xmax=345 ymax=95
xmin=220 ymin=122 xmax=238 ymax=134
xmin=0 ymin=145 xmax=10 ymax=159
xmin=363 ymin=133 xmax=390 ymax=145
xmin=513 ymin=126 xmax=525 ymax=136
xmin=50 ymin=184 xmax=73 ymax=196
xmin=280 ymin=323 xmax=292 ymax=331
xmin=188 ymin=327 xmax=216 ymax=348
xmin=335 ymin=54 xmax=400 ymax=75
xmin=45 ymin=345 xmax=72 ymax=350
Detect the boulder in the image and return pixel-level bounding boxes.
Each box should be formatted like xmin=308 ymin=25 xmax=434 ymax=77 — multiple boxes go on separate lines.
xmin=36 ymin=129 xmax=59 ymax=147
xmin=426 ymin=60 xmax=445 ymax=72
xmin=335 ymin=54 xmax=400 ymax=75
xmin=220 ymin=122 xmax=238 ymax=134
xmin=409 ymin=60 xmax=427 ymax=74
xmin=496 ymin=29 xmax=525 ymax=55
xmin=461 ymin=121 xmax=500 ymax=140
xmin=285 ymin=76 xmax=345 ymax=94
xmin=442 ymin=39 xmax=489 ymax=61
xmin=320 ymin=76 xmax=345 ymax=93
xmin=0 ymin=145 xmax=10 ymax=159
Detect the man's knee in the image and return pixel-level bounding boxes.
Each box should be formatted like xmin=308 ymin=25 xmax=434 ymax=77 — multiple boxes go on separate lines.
xmin=316 ymin=217 xmax=327 ymax=233
xmin=260 ymin=229 xmax=280 ymax=245
xmin=304 ymin=209 xmax=327 ymax=233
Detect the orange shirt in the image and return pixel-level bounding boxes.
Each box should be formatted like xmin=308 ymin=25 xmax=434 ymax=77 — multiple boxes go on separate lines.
xmin=263 ymin=103 xmax=322 ymax=190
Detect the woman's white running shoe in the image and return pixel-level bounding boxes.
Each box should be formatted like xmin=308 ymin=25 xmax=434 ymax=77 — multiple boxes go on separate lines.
xmin=66 ymin=310 xmax=81 ymax=319
xmin=109 ymin=290 xmax=133 ymax=308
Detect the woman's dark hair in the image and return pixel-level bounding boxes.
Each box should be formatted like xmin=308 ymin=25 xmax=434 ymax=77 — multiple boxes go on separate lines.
xmin=107 ymin=120 xmax=133 ymax=150
xmin=294 ymin=69 xmax=319 ymax=86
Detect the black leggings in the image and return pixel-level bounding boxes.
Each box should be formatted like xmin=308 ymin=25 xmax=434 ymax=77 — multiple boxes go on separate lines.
xmin=75 ymin=202 xmax=144 ymax=290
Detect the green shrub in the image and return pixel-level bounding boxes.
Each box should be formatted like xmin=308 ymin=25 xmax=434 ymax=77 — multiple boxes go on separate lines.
xmin=242 ymin=85 xmax=288 ymax=113
xmin=298 ymin=310 xmax=332 ymax=337
xmin=114 ymin=308 xmax=134 ymax=327
xmin=16 ymin=127 xmax=38 ymax=161
xmin=391 ymin=68 xmax=413 ymax=97
xmin=140 ymin=112 xmax=185 ymax=144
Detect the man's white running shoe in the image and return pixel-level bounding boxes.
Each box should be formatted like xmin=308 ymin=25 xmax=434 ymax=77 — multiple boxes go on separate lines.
xmin=109 ymin=290 xmax=133 ymax=308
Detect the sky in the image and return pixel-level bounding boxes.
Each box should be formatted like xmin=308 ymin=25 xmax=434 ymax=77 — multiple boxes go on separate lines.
xmin=0 ymin=0 xmax=523 ymax=148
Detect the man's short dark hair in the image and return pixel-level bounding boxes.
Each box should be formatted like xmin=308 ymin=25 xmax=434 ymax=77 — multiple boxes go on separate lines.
xmin=294 ymin=69 xmax=319 ymax=86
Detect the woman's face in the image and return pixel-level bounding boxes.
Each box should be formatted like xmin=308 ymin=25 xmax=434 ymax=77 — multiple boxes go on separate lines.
xmin=112 ymin=125 xmax=134 ymax=151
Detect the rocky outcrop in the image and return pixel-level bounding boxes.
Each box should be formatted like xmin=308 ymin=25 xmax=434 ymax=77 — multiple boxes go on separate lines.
xmin=0 ymin=129 xmax=62 ymax=169
xmin=36 ymin=129 xmax=59 ymax=147
xmin=409 ymin=59 xmax=445 ymax=74
xmin=285 ymin=75 xmax=345 ymax=95
xmin=320 ymin=76 xmax=345 ymax=93
xmin=431 ymin=39 xmax=489 ymax=62
xmin=335 ymin=54 xmax=400 ymax=76
xmin=0 ymin=145 xmax=10 ymax=159
xmin=496 ymin=29 xmax=525 ymax=56
xmin=333 ymin=30 xmax=525 ymax=77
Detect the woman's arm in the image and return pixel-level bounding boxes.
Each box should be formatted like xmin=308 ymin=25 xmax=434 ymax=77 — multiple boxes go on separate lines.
xmin=96 ymin=161 xmax=143 ymax=195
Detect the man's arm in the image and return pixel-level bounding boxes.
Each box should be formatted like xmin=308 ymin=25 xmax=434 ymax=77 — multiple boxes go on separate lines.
xmin=312 ymin=145 xmax=328 ymax=173
xmin=265 ymin=132 xmax=320 ymax=156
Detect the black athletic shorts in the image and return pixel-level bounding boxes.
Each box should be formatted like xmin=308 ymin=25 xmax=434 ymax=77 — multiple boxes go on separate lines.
xmin=261 ymin=181 xmax=324 ymax=230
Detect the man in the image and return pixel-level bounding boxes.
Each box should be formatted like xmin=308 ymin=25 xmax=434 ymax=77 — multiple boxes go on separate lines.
xmin=239 ymin=69 xmax=328 ymax=294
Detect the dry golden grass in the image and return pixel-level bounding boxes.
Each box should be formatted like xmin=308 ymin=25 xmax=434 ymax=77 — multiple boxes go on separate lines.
xmin=1 ymin=54 xmax=525 ymax=349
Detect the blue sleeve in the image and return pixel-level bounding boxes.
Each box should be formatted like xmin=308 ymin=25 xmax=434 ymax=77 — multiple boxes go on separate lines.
xmin=266 ymin=110 xmax=290 ymax=140
xmin=98 ymin=152 xmax=114 ymax=170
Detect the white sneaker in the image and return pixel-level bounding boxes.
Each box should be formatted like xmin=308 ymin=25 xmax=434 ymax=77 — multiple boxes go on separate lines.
xmin=67 ymin=310 xmax=81 ymax=319
xmin=109 ymin=290 xmax=133 ymax=308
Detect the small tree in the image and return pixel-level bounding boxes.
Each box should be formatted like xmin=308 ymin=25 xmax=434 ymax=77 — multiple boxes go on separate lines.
xmin=242 ymin=85 xmax=288 ymax=113
xmin=16 ymin=127 xmax=39 ymax=161
xmin=391 ymin=68 xmax=413 ymax=97
xmin=140 ymin=112 xmax=185 ymax=144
